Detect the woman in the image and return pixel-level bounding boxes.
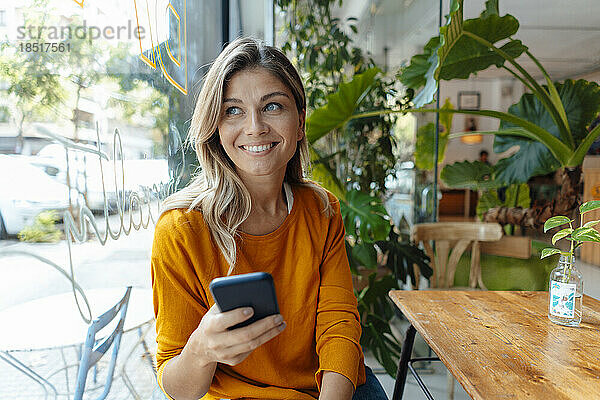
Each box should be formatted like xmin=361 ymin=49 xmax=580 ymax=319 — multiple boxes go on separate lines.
xmin=152 ymin=37 xmax=387 ymax=400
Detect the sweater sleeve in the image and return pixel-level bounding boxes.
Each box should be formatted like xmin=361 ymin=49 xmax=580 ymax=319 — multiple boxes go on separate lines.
xmin=314 ymin=199 xmax=366 ymax=391
xmin=151 ymin=211 xmax=208 ymax=394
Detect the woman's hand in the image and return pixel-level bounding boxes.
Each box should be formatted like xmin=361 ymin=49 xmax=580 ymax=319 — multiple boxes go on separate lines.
xmin=187 ymin=303 xmax=286 ymax=367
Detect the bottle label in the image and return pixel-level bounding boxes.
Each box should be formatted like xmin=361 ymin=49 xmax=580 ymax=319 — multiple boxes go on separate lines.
xmin=550 ymin=281 xmax=576 ymax=318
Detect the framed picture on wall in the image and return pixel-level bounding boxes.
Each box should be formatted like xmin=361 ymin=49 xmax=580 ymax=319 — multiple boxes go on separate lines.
xmin=458 ymin=91 xmax=481 ymax=110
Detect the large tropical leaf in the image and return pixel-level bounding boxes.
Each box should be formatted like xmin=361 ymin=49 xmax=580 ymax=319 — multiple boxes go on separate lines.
xmin=492 ymin=80 xmax=600 ymax=184
xmin=376 ymin=230 xmax=432 ymax=285
xmin=308 ymin=146 xmax=346 ymax=200
xmin=340 ymin=190 xmax=390 ymax=243
xmin=437 ymin=16 xmax=527 ymax=81
xmin=399 ymin=37 xmax=439 ymax=91
xmin=400 ymin=0 xmax=526 ymax=106
xmin=305 ymin=67 xmax=379 ymax=143
xmin=494 ymin=89 xmax=565 ymax=184
xmin=352 ymin=242 xmax=378 ymax=269
xmin=553 ymin=79 xmax=600 ymax=146
xmin=357 ymin=273 xmax=403 ymax=376
xmin=414 ymin=123 xmax=444 ymax=170
xmin=440 ymin=160 xmax=502 ymax=190
xmin=414 ymin=99 xmax=454 ymax=170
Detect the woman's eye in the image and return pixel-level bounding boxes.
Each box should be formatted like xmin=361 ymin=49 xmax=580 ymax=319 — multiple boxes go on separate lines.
xmin=225 ymin=106 xmax=242 ymax=115
xmin=264 ymin=102 xmax=282 ymax=112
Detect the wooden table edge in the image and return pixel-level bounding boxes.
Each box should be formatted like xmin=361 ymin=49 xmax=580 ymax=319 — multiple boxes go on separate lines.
xmin=389 ymin=290 xmax=487 ymax=400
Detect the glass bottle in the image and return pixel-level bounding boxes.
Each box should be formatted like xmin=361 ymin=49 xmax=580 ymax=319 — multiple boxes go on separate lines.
xmin=548 ymin=254 xmax=583 ymax=327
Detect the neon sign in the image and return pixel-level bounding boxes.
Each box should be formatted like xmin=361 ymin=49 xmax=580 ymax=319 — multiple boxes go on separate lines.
xmin=72 ymin=0 xmax=188 ymax=95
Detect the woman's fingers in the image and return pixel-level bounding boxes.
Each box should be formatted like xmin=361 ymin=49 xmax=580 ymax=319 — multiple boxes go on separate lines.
xmin=209 ymin=306 xmax=255 ymax=331
xmin=226 ymin=313 xmax=284 ymax=344
xmin=196 ymin=307 xmax=286 ymax=366
xmin=220 ymin=320 xmax=286 ymax=365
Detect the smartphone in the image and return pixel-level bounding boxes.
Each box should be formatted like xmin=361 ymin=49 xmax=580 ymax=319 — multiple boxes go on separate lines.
xmin=209 ymin=272 xmax=279 ymax=330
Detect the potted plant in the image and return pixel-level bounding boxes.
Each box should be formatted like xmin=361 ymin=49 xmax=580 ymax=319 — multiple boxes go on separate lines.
xmin=307 ymin=0 xmax=600 ymax=232
xmin=540 ymin=201 xmax=600 ymax=326
xmin=277 ymin=0 xmax=432 ymax=376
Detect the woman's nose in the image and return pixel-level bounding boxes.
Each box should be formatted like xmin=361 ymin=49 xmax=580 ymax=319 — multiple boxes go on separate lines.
xmin=245 ymin=110 xmax=268 ymax=135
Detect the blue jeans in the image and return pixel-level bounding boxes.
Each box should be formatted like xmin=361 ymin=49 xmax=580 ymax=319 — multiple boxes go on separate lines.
xmin=352 ymin=365 xmax=388 ymax=400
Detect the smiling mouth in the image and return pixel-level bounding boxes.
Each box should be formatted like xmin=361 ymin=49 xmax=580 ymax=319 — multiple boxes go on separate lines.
xmin=239 ymin=142 xmax=279 ymax=153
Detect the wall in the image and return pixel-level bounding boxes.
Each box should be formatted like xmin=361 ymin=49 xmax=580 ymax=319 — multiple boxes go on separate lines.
xmin=439 ymin=78 xmax=526 ymax=168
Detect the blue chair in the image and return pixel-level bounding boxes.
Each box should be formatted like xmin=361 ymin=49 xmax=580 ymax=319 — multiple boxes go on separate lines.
xmin=74 ymin=286 xmax=132 ymax=400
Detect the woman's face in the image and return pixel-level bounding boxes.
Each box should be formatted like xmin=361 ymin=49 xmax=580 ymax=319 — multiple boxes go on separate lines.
xmin=217 ymin=67 xmax=304 ymax=182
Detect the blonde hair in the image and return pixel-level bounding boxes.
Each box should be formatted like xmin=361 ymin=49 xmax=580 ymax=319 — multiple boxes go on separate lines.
xmin=161 ymin=37 xmax=333 ymax=272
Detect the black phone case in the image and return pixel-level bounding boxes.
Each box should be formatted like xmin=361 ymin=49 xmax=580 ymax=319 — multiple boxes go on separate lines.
xmin=209 ymin=272 xmax=279 ymax=330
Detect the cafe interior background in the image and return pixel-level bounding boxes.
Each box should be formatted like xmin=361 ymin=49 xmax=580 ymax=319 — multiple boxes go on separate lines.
xmin=0 ymin=0 xmax=599 ymax=398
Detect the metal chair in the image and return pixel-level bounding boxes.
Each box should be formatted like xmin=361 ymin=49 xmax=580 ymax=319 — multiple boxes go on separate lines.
xmin=74 ymin=286 xmax=132 ymax=400
xmin=394 ymin=222 xmax=502 ymax=400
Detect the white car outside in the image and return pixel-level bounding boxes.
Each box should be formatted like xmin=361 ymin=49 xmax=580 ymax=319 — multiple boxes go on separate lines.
xmin=0 ymin=156 xmax=71 ymax=238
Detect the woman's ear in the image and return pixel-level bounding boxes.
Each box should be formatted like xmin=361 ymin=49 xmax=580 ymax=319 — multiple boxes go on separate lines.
xmin=297 ymin=109 xmax=306 ymax=141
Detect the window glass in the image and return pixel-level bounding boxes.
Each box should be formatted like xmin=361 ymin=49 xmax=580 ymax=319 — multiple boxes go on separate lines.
xmin=0 ymin=0 xmax=271 ymax=396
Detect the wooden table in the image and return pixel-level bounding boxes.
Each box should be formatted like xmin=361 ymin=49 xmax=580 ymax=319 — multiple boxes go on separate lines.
xmin=388 ymin=290 xmax=600 ymax=399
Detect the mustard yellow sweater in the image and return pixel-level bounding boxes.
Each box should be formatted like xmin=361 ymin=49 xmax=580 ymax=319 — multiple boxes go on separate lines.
xmin=151 ymin=185 xmax=365 ymax=399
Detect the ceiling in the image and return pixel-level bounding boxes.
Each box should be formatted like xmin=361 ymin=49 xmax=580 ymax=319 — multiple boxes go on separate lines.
xmin=334 ymin=0 xmax=600 ymax=81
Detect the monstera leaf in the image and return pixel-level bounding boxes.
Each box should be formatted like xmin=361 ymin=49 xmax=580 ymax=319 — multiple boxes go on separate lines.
xmin=352 ymin=242 xmax=378 ymax=269
xmin=376 ymin=229 xmax=432 ymax=285
xmin=440 ymin=160 xmax=502 ymax=190
xmin=340 ymin=190 xmax=390 ymax=243
xmin=305 ymin=67 xmax=379 ymax=143
xmin=357 ymin=273 xmax=403 ymax=376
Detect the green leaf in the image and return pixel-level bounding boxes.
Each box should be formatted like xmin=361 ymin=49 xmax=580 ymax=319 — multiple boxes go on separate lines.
xmin=345 ymin=240 xmax=359 ymax=274
xmin=437 ymin=18 xmax=527 ymax=81
xmin=552 ymin=228 xmax=573 ymax=245
xmin=305 ymin=67 xmax=379 ymax=143
xmin=399 ymin=108 xmax=572 ymax=165
xmin=440 ymin=160 xmax=502 ymax=190
xmin=377 ymin=232 xmax=433 ymax=283
xmin=554 ymin=80 xmax=600 ymax=147
xmin=504 ymin=183 xmax=531 ymax=209
xmin=414 ymin=100 xmax=453 ymax=170
xmin=480 ymin=0 xmax=499 ymax=18
xmin=308 ymin=146 xmax=346 ymax=200
xmin=340 ymin=190 xmax=391 ymax=243
xmin=476 ymin=189 xmax=502 ymax=220
xmin=584 ymin=220 xmax=600 ymax=228
xmin=494 ymin=79 xmax=600 ymax=182
xmin=543 ymin=216 xmax=572 ymax=232
xmin=411 ymin=45 xmax=440 ymax=107
xmin=494 ymin=91 xmax=566 ymax=184
xmin=572 ymin=227 xmax=600 ymax=243
xmin=352 ymin=242 xmax=378 ymax=269
xmin=439 ymin=97 xmax=454 ymax=133
xmin=541 ymin=247 xmax=562 ymax=259
xmin=570 ymin=122 xmax=600 ymax=166
xmin=399 ymin=37 xmax=439 ymax=91
xmin=580 ymin=200 xmax=600 ymax=215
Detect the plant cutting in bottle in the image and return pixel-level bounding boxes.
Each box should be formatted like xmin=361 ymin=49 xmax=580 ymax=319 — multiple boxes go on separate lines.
xmin=541 ymin=200 xmax=600 ymax=326
xmin=541 ymin=200 xmax=600 ymax=261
